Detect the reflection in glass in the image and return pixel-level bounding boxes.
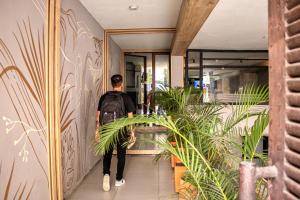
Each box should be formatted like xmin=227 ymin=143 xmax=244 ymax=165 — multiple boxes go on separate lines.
xmin=155 ymin=54 xmax=169 ymax=89
xmin=203 ymin=67 xmax=268 ymax=102
xmin=186 ymin=51 xmax=269 ymax=103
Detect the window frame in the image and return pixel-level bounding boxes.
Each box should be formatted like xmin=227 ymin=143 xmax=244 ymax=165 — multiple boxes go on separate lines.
xmin=185 ymin=49 xmax=269 ymax=104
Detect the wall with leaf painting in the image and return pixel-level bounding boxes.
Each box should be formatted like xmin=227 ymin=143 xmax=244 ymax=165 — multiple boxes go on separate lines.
xmin=0 ymin=0 xmax=50 ymax=199
xmin=61 ymin=0 xmax=121 ymax=196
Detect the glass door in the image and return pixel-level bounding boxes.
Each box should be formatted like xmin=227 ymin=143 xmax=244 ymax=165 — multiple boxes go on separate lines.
xmin=154 ymin=54 xmax=170 ymax=89
xmin=124 ymin=52 xmax=170 ymax=154
xmin=125 ymin=55 xmax=146 ymax=114
xmin=151 ymin=53 xmax=170 ymax=112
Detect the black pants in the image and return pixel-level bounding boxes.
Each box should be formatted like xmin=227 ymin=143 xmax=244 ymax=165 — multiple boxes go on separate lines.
xmin=103 ymin=136 xmax=127 ymax=181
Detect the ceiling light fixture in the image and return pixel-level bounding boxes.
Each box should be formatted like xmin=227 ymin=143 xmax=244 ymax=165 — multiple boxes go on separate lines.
xmin=129 ymin=5 xmax=139 ymax=11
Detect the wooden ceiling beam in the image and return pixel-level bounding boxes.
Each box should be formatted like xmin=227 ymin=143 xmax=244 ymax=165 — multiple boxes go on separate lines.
xmin=171 ymin=0 xmax=219 ymax=56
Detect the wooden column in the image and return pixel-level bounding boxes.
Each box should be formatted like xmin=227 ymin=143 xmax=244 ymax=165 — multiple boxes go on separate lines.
xmin=45 ymin=0 xmax=63 ymax=199
xmin=171 ymin=0 xmax=219 ymax=56
xmin=268 ymin=0 xmax=286 ymax=199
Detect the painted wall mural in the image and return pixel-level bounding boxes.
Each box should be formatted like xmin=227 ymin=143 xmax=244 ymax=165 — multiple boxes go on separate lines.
xmin=60 ymin=0 xmax=107 ymax=196
xmin=0 ymin=0 xmax=50 ymax=199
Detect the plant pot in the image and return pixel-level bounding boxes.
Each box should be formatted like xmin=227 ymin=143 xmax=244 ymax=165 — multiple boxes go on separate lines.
xmin=174 ymin=163 xmax=186 ymax=192
xmin=170 ymin=141 xmax=176 ymax=146
xmin=179 ymin=179 xmax=198 ymax=200
xmin=171 ymin=154 xmax=181 ymax=168
xmin=169 ymin=141 xmax=177 ymax=168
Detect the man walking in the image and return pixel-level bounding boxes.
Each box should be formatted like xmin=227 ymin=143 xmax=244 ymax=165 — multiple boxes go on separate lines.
xmin=96 ymin=74 xmax=135 ymax=192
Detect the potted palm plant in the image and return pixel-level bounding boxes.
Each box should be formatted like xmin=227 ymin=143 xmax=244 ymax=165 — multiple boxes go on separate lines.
xmin=95 ymin=85 xmax=269 ymax=200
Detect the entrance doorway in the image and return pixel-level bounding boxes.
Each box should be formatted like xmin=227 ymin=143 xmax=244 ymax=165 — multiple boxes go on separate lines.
xmin=124 ymin=52 xmax=170 ymax=154
xmin=124 ymin=52 xmax=171 ymax=114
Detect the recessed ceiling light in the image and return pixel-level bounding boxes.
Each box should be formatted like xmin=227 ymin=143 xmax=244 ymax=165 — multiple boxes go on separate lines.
xmin=129 ymin=5 xmax=139 ymax=10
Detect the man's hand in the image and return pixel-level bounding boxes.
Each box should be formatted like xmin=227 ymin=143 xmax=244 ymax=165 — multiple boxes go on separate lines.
xmin=129 ymin=129 xmax=135 ymax=137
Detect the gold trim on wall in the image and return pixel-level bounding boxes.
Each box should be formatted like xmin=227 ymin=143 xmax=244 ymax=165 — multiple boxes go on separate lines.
xmin=45 ymin=0 xmax=63 ymax=200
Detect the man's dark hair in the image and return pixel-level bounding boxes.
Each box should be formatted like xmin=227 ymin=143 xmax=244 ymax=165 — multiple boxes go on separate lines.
xmin=111 ymin=74 xmax=123 ymax=88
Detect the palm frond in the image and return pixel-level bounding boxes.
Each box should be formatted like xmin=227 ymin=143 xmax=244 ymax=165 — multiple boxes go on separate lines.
xmin=95 ymin=85 xmax=269 ymax=200
xmin=241 ymin=110 xmax=269 ymax=162
xmin=223 ymin=85 xmax=268 ymax=135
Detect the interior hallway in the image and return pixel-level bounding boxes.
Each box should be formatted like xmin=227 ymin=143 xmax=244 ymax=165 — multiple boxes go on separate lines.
xmin=66 ymin=155 xmax=178 ymax=200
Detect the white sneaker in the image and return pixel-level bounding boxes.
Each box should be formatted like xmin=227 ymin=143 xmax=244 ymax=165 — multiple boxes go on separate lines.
xmin=103 ymin=174 xmax=110 ymax=192
xmin=115 ymin=179 xmax=125 ymax=187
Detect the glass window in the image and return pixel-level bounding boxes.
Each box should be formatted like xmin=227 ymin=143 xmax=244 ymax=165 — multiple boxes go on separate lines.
xmin=185 ymin=51 xmax=269 ymax=103
xmin=155 ymin=54 xmax=170 ymax=89
xmin=203 ymin=67 xmax=268 ymax=102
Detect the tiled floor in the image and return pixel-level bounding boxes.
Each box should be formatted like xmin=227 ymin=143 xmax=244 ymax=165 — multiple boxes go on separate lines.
xmin=66 ymin=155 xmax=178 ymax=200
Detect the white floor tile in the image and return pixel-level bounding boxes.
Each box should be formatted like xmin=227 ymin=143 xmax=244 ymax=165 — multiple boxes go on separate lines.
xmin=66 ymin=155 xmax=177 ymax=200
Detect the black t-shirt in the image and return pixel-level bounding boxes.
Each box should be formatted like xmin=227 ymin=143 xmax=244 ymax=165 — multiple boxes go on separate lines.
xmin=97 ymin=91 xmax=136 ymax=114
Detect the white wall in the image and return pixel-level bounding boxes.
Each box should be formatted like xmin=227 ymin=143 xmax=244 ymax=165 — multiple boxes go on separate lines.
xmin=108 ymin=37 xmax=122 ymax=90
xmin=171 ymin=56 xmax=184 ymax=87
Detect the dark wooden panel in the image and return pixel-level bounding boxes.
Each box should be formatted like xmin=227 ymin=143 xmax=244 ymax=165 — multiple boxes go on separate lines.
xmin=287 ymin=79 xmax=300 ymax=91
xmin=286 ymin=35 xmax=300 ymax=50
xmin=286 ymin=5 xmax=300 ymax=23
xmin=285 ymin=178 xmax=300 ymax=197
xmin=285 ymin=149 xmax=300 ymax=168
xmin=287 ymin=93 xmax=300 ymax=106
xmin=287 ymin=0 xmax=300 ymax=10
xmin=287 ymin=63 xmax=300 ymax=77
xmin=287 ymin=106 xmax=300 ymax=121
xmin=285 ymin=135 xmax=300 ymax=152
xmin=285 ymin=1 xmax=300 ymax=198
xmin=285 ymin=162 xmax=300 ymax=183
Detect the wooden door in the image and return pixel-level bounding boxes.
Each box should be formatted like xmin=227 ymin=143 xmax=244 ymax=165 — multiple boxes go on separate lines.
xmin=283 ymin=0 xmax=300 ymax=199
xmin=268 ymin=0 xmax=300 ymax=199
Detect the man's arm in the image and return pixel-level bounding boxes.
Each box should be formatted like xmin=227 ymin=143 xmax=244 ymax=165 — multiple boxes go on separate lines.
xmin=95 ymin=111 xmax=100 ymax=143
xmin=96 ymin=111 xmax=100 ymax=126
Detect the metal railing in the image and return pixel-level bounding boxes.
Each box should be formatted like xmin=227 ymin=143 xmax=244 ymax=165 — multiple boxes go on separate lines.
xmin=239 ymin=161 xmax=278 ymax=200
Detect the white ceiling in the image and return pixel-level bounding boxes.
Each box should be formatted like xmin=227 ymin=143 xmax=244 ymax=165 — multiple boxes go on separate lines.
xmin=189 ymin=0 xmax=268 ymax=50
xmin=79 ymin=0 xmax=182 ymax=29
xmin=111 ymin=33 xmax=174 ymax=49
